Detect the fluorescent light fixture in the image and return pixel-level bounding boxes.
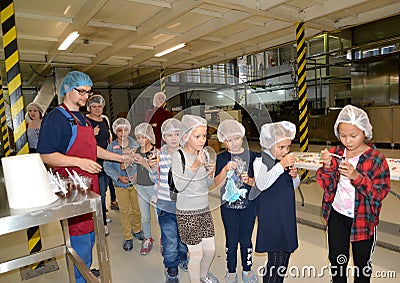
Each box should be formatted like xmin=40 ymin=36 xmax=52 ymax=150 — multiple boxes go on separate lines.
xmin=155 ymin=43 xmax=185 ymax=57
xmin=58 ymin=31 xmax=79 ymax=51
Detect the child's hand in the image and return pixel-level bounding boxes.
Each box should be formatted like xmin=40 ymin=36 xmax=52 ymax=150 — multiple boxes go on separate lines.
xmin=148 ymin=156 xmax=158 ymax=168
xmin=338 ymin=160 xmax=359 ymax=180
xmin=225 ymin=161 xmax=238 ymax=172
xmin=288 ymin=166 xmax=298 ymax=178
xmin=205 ymin=161 xmax=216 ymax=177
xmin=119 ymin=176 xmax=130 ymax=184
xmin=280 ymin=152 xmax=295 ymax=168
xmin=133 ymin=153 xmax=145 ymax=165
xmin=320 ymin=148 xmax=332 ymax=168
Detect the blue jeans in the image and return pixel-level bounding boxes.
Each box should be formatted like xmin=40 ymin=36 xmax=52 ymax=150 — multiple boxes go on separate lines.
xmin=136 ymin=184 xmax=157 ymax=238
xmin=157 ymin=199 xmax=188 ymax=274
xmin=220 ymin=201 xmax=256 ymax=273
xmin=70 ymin=231 xmax=95 ymax=283
xmin=98 ymin=170 xmax=109 ymax=225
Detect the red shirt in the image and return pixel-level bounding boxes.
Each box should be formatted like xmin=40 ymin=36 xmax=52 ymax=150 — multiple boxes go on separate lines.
xmin=316 ymin=144 xmax=390 ymax=241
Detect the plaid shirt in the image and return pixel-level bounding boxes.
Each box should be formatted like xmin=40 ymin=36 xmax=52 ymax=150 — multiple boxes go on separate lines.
xmin=316 ymin=144 xmax=390 ymax=241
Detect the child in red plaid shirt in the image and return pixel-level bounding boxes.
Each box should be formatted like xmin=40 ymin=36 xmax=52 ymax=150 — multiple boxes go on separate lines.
xmin=317 ymin=105 xmax=390 ymax=283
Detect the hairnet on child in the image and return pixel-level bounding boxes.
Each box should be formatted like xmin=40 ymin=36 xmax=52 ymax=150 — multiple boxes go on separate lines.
xmin=260 ymin=121 xmax=296 ymax=149
xmin=153 ymin=91 xmax=166 ymax=107
xmin=86 ymin=94 xmax=105 ymax=111
xmin=180 ymin=115 xmax=207 ymax=146
xmin=161 ymin=118 xmax=181 ymax=136
xmin=334 ymin=105 xmax=373 ymax=141
xmin=135 ymin=122 xmax=156 ymax=144
xmin=60 ymin=71 xmax=93 ymax=96
xmin=217 ymin=119 xmax=245 ymax=142
xmin=27 ymin=102 xmax=44 ymax=116
xmin=112 ymin=118 xmax=131 ymax=134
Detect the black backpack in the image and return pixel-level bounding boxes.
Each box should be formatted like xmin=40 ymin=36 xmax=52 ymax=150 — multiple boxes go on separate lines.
xmin=168 ymin=149 xmax=185 ymax=201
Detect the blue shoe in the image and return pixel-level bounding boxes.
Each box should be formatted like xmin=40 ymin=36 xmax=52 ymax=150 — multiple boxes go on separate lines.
xmin=201 ymin=272 xmax=220 ymax=283
xmin=178 ymin=260 xmax=188 ymax=272
xmin=122 ymin=239 xmax=133 ymax=251
xmin=132 ymin=230 xmax=145 ymax=240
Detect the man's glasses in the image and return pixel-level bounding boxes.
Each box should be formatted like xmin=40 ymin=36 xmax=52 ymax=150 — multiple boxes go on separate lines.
xmin=74 ymin=87 xmax=93 ymax=96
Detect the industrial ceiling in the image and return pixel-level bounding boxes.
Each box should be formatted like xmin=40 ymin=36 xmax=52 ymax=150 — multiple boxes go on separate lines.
xmin=1 ymin=0 xmax=400 ymax=89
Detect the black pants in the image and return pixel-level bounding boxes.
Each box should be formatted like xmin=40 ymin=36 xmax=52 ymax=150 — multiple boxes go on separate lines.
xmin=263 ymin=251 xmax=290 ymax=283
xmin=328 ymin=209 xmax=375 ymax=283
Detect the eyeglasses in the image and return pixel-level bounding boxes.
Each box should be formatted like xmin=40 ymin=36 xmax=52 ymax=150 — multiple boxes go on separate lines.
xmin=74 ymin=87 xmax=93 ymax=96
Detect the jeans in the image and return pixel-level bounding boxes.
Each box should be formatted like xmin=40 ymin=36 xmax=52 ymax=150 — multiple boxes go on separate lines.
xmin=136 ymin=184 xmax=157 ymax=238
xmin=108 ymin=177 xmax=117 ymax=202
xmin=220 ymin=201 xmax=256 ymax=273
xmin=70 ymin=231 xmax=95 ymax=283
xmin=157 ymin=199 xmax=188 ymax=272
xmin=98 ymin=170 xmax=109 ymax=225
xmin=115 ymin=185 xmax=142 ymax=240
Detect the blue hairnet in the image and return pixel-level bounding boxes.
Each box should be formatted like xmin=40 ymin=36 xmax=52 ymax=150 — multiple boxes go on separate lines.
xmin=60 ymin=71 xmax=93 ymax=96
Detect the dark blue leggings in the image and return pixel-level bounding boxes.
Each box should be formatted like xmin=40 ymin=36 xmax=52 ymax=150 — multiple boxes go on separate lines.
xmin=220 ymin=202 xmax=256 ymax=273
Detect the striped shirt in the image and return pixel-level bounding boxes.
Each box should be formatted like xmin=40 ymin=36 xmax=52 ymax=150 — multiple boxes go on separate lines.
xmin=149 ymin=145 xmax=173 ymax=201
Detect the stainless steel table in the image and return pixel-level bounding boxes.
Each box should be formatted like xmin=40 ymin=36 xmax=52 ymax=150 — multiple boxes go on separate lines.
xmin=0 ymin=188 xmax=111 ymax=282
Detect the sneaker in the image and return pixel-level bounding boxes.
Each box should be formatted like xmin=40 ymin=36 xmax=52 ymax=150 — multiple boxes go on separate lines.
xmin=132 ymin=230 xmax=145 ymax=241
xmin=224 ymin=272 xmax=237 ymax=283
xmin=140 ymin=238 xmax=154 ymax=255
xmin=201 ymin=272 xmax=220 ymax=283
xmin=104 ymin=225 xmax=109 ymax=236
xmin=110 ymin=201 xmax=119 ymax=210
xmin=122 ymin=239 xmax=133 ymax=251
xmin=106 ymin=217 xmax=112 ymax=224
xmin=242 ymin=270 xmax=258 ymax=283
xmin=165 ymin=269 xmax=180 ymax=283
xmin=178 ymin=260 xmax=188 ymax=272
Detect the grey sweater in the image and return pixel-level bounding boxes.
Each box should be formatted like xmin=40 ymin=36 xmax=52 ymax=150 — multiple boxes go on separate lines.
xmin=171 ymin=150 xmax=214 ymax=211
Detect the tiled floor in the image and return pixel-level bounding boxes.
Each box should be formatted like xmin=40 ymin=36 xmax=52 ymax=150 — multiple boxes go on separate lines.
xmin=1 ymin=143 xmax=399 ymax=282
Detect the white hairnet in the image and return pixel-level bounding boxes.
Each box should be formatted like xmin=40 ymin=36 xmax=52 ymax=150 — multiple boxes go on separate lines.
xmin=27 ymin=102 xmax=44 ymax=116
xmin=112 ymin=118 xmax=131 ymax=134
xmin=180 ymin=115 xmax=207 ymax=146
xmin=60 ymin=71 xmax=93 ymax=96
xmin=260 ymin=121 xmax=296 ymax=149
xmin=86 ymin=94 xmax=105 ymax=111
xmin=135 ymin=122 xmax=156 ymax=144
xmin=153 ymin=91 xmax=166 ymax=107
xmin=334 ymin=105 xmax=373 ymax=141
xmin=217 ymin=119 xmax=245 ymax=142
xmin=161 ymin=118 xmax=181 ymax=136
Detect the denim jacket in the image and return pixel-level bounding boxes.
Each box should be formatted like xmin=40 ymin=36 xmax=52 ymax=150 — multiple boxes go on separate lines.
xmin=104 ymin=136 xmax=139 ymax=188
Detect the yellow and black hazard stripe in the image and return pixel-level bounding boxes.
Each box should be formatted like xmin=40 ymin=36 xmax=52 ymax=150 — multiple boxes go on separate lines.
xmin=160 ymin=68 xmax=166 ymax=94
xmin=296 ymin=22 xmax=309 ymax=181
xmin=108 ymin=88 xmax=114 ymax=121
xmin=0 ymin=0 xmax=28 ymax=155
xmin=1 ymin=0 xmax=42 ymax=271
xmin=0 ymin=75 xmax=11 ymax=156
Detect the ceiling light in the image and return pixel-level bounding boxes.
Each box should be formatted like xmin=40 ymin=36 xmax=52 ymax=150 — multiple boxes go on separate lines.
xmin=58 ymin=31 xmax=79 ymax=51
xmin=155 ymin=43 xmax=185 ymax=57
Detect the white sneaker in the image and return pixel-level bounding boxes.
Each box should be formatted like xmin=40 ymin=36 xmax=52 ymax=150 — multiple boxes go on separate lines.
xmin=104 ymin=225 xmax=109 ymax=236
xmin=224 ymin=272 xmax=237 ymax=283
xmin=201 ymin=272 xmax=220 ymax=283
xmin=242 ymin=270 xmax=258 ymax=283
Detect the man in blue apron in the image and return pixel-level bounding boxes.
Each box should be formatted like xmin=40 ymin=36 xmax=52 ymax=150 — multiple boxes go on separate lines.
xmin=37 ymin=71 xmax=132 ymax=283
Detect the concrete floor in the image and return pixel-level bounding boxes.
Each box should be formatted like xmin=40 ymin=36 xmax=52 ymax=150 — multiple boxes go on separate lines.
xmin=0 ymin=143 xmax=399 ymax=282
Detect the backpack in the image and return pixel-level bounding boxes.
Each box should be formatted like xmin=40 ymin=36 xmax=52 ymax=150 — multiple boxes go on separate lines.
xmin=168 ymin=149 xmax=185 ymax=201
